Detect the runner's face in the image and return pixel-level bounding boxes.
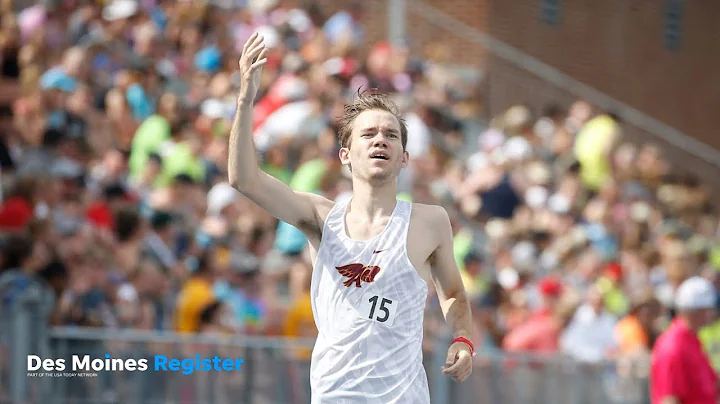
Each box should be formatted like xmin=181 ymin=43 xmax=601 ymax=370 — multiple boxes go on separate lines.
xmin=340 ymin=110 xmax=407 ymax=183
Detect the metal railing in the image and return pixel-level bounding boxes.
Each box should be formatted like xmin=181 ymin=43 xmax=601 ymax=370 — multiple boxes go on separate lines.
xmin=46 ymin=328 xmax=316 ymax=404
xmin=1 ymin=303 xmax=651 ymax=404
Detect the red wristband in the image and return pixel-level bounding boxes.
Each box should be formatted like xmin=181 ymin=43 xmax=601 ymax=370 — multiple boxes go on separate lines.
xmin=452 ymin=336 xmax=476 ymax=357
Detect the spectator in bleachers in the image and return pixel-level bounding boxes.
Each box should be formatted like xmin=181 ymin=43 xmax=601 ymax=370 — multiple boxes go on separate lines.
xmin=198 ymin=300 xmax=235 ymax=335
xmin=115 ymin=259 xmax=167 ymax=330
xmin=0 ymin=3 xmax=719 ymax=390
xmin=143 ymin=210 xmax=179 ymax=275
xmin=284 ymin=260 xmax=316 ymax=360
xmin=174 ymin=251 xmax=217 ymax=333
xmin=560 ymin=285 xmax=618 ymax=363
xmin=0 ymin=233 xmax=52 ymax=311
xmin=503 ymin=287 xmax=580 ymax=354
xmin=615 ymin=291 xmax=662 ymax=357
xmin=459 ymin=252 xmax=486 ymax=301
xmin=214 ymin=248 xmax=263 ymax=334
xmin=574 ymin=112 xmax=622 ymax=193
xmin=473 ymin=281 xmax=509 ymax=350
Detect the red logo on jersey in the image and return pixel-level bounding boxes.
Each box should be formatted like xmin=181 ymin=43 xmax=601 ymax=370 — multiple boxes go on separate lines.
xmin=335 ymin=263 xmax=381 ymax=288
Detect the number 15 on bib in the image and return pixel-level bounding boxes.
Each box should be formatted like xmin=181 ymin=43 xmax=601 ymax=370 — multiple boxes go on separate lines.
xmin=359 ymin=292 xmax=398 ymax=326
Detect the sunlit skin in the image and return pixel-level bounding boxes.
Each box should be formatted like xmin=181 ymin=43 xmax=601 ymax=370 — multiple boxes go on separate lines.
xmin=339 ymin=110 xmax=409 ymax=185
xmin=228 ymin=33 xmax=474 ymax=386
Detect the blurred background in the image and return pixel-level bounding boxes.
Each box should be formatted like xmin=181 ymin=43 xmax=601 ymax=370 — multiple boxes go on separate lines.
xmin=0 ymin=0 xmax=719 ymax=403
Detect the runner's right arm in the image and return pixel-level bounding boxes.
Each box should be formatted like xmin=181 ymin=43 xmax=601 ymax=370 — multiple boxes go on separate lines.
xmin=228 ymin=33 xmax=332 ymax=238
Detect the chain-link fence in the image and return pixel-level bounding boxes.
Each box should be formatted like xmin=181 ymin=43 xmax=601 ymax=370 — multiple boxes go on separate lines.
xmin=45 ymin=328 xmax=314 ymax=404
xmin=1 ymin=302 xmax=652 ymax=404
xmin=446 ymin=353 xmax=650 ymax=404
xmin=0 ymin=278 xmax=54 ymax=404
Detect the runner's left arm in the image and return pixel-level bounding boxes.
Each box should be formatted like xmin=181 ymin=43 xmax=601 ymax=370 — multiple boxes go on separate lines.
xmin=428 ymin=206 xmax=474 ymax=382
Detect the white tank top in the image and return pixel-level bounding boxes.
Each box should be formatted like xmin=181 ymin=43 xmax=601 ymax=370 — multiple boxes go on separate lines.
xmin=309 ymin=199 xmax=430 ymax=404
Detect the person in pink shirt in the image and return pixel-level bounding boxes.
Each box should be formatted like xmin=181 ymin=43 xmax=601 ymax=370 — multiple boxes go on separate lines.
xmin=651 ymin=276 xmax=718 ymax=404
xmin=503 ymin=286 xmax=579 ymax=354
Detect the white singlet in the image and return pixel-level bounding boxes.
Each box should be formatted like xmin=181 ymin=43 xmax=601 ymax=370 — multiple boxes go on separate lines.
xmin=309 ymin=198 xmax=430 ymax=404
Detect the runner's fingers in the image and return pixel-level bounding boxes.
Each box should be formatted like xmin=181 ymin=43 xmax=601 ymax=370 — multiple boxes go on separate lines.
xmin=245 ymin=39 xmax=265 ymax=63
xmin=251 ymin=49 xmax=269 ymax=70
xmin=242 ymin=32 xmax=259 ymax=54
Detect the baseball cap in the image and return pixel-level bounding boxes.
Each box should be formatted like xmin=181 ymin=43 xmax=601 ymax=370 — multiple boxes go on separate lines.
xmin=538 ymin=276 xmax=563 ymax=297
xmin=675 ymin=276 xmax=717 ymax=310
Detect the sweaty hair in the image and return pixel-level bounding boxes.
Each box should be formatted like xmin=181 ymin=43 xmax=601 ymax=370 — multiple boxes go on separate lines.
xmin=337 ymin=89 xmax=408 ymax=152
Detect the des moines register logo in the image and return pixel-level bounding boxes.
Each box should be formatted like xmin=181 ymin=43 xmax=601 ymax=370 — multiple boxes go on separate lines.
xmin=27 ymin=354 xmax=245 ymax=378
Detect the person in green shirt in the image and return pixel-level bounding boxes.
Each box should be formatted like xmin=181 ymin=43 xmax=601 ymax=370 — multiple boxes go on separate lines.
xmin=573 ymin=114 xmax=621 ymax=192
xmin=155 ymin=136 xmax=207 ymax=187
xmin=273 ymin=149 xmax=337 ymax=255
xmin=129 ymin=114 xmax=171 ymax=176
xmin=459 ymin=252 xmax=487 ymax=300
xmin=699 ymin=270 xmax=720 ymax=373
xmin=261 ymin=142 xmax=293 ymax=185
xmin=596 ymin=262 xmax=629 ymax=317
xmin=699 ymin=319 xmax=720 ymax=373
xmin=128 ymin=93 xmax=183 ymax=177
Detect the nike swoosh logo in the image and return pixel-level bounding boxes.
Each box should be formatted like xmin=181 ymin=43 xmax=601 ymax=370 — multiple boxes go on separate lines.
xmin=373 ymin=249 xmax=386 ymax=254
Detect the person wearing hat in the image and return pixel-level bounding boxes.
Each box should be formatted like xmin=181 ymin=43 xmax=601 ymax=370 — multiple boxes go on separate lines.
xmin=596 ymin=262 xmax=630 ymax=317
xmin=503 ymin=288 xmax=580 ymax=354
xmin=532 ymin=276 xmax=565 ymax=320
xmin=650 ymin=276 xmax=718 ymax=404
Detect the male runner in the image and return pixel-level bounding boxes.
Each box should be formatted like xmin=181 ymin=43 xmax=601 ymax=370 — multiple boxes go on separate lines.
xmin=229 ymin=33 xmax=474 ymax=403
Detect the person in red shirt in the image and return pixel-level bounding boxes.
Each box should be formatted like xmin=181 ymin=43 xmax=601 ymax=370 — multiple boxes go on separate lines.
xmin=651 ymin=276 xmax=718 ymax=404
xmin=503 ymin=281 xmax=579 ymax=354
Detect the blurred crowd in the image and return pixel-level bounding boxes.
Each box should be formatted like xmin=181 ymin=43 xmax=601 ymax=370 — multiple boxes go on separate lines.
xmin=0 ymin=0 xmax=718 ymax=373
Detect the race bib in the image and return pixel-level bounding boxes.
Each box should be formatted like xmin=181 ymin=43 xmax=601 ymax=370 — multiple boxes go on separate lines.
xmin=358 ymin=292 xmax=398 ymax=327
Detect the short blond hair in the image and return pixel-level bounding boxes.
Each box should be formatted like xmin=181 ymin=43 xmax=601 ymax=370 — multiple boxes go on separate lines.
xmin=337 ymin=89 xmax=408 ymax=151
